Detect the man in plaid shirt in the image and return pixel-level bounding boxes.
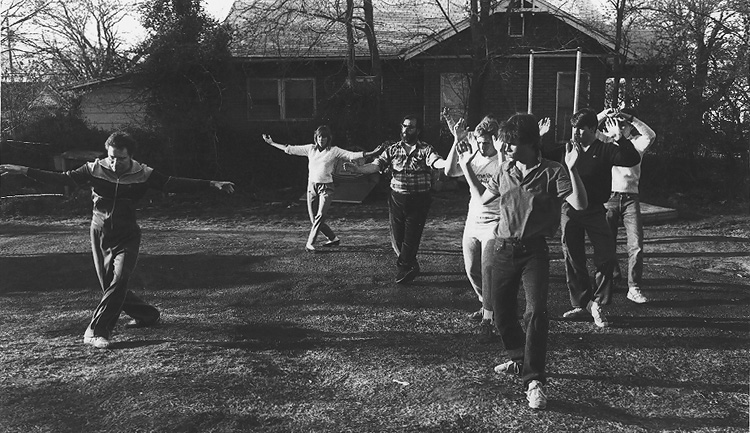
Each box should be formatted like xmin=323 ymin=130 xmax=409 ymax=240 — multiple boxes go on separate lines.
xmin=345 ymin=115 xmax=447 ymax=283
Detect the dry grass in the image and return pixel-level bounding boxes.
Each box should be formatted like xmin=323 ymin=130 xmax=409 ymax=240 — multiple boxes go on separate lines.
xmin=1 ymin=191 xmax=748 ymax=432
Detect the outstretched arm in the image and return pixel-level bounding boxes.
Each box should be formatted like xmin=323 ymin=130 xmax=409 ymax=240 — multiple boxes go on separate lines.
xmin=260 ymin=134 xmax=290 ymax=152
xmin=1 ymin=164 xmax=80 ymax=188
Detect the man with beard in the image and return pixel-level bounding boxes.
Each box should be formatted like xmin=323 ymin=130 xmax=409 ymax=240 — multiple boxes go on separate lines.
xmin=345 ymin=115 xmax=447 ymax=283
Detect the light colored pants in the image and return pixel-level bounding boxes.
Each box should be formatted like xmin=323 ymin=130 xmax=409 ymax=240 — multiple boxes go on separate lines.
xmin=462 ymin=220 xmax=497 ymax=311
xmin=306 ymin=181 xmax=336 ymax=246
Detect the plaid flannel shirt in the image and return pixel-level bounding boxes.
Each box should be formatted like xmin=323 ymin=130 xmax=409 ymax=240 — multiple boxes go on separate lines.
xmin=376 ymin=140 xmax=442 ymax=194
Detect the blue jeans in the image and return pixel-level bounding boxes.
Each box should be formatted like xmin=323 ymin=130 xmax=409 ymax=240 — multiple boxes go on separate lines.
xmin=462 ymin=222 xmax=496 ymax=311
xmin=388 ymin=191 xmax=431 ymax=270
xmin=605 ymin=192 xmax=643 ymax=289
xmin=306 ymin=182 xmax=336 ymax=246
xmin=561 ymin=203 xmax=617 ymax=307
xmin=492 ymin=237 xmax=550 ymax=386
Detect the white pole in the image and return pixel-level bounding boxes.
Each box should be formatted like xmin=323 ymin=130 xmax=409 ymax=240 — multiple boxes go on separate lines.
xmin=573 ymin=48 xmax=582 ymax=113
xmin=527 ymin=50 xmax=534 ymax=114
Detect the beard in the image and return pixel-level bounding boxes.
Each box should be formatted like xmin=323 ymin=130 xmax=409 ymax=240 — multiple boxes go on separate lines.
xmin=401 ymin=131 xmax=418 ymax=143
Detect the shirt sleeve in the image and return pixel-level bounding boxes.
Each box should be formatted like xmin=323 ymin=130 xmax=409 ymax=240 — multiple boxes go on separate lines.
xmin=425 ymin=145 xmax=443 ymax=168
xmin=332 ymin=147 xmax=364 ymax=162
xmin=285 ymin=144 xmax=313 ymax=157
xmin=554 ymin=165 xmax=573 ymax=199
xmin=375 ymin=147 xmax=391 ymax=171
xmin=145 ymin=169 xmax=211 ymax=193
xmin=26 ymin=165 xmax=90 ymax=188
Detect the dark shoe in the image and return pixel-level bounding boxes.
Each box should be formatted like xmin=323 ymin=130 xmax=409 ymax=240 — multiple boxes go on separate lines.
xmin=477 ymin=319 xmax=497 ymax=344
xmin=467 ymin=308 xmax=483 ymax=323
xmin=395 ymin=264 xmax=420 ymax=284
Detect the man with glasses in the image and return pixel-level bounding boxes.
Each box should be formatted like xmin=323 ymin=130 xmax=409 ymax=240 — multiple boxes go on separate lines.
xmin=345 ymin=115 xmax=447 ymax=283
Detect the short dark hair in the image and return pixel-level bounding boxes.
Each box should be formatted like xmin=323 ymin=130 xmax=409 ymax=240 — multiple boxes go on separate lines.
xmin=314 ymin=125 xmax=333 ymax=148
xmin=105 ymin=131 xmax=137 ymax=156
xmin=500 ymin=113 xmax=540 ymax=152
xmin=401 ymin=114 xmax=421 ymax=131
xmin=570 ymin=108 xmax=598 ymax=130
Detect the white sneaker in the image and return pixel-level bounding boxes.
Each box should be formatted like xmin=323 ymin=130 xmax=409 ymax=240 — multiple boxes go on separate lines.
xmin=494 ymin=360 xmax=522 ymax=376
xmin=526 ymin=380 xmax=547 ymax=410
xmin=587 ymin=301 xmax=609 ymax=328
xmin=322 ymin=237 xmax=340 ymax=247
xmin=83 ymin=334 xmax=110 ymax=349
xmin=627 ymin=287 xmax=649 ymax=304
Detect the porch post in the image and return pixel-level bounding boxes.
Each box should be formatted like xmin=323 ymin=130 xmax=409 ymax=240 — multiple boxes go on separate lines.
xmin=573 ymin=48 xmax=582 ymax=113
xmin=527 ymin=50 xmax=534 ymax=114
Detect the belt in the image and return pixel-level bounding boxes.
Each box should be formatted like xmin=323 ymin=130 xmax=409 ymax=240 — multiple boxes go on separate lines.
xmin=498 ymin=237 xmax=546 ymax=252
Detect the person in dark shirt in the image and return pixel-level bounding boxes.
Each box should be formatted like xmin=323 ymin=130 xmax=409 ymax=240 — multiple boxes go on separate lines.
xmin=560 ymin=108 xmax=640 ymax=328
xmin=0 ymin=131 xmax=235 ymax=349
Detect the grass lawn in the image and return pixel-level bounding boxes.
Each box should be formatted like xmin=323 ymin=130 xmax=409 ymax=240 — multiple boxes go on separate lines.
xmin=1 ymin=189 xmax=748 ymax=432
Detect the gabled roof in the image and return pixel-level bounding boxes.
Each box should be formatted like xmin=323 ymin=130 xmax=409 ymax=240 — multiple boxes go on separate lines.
xmin=225 ymin=0 xmax=619 ymax=60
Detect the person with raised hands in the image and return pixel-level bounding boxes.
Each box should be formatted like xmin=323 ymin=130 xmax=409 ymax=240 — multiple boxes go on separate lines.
xmin=458 ymin=112 xmax=587 ymax=410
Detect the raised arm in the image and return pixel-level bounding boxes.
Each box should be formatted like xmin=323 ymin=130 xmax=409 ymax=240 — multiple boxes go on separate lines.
xmin=563 ymin=141 xmax=588 ymax=210
xmin=624 ymin=113 xmax=656 ymax=153
xmin=456 ymin=141 xmax=497 ymax=205
xmin=444 ymin=118 xmax=469 ymax=177
xmin=603 ymin=118 xmax=641 ymax=167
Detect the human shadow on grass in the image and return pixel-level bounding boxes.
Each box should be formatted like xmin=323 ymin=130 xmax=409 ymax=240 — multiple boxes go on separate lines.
xmin=550 ymin=331 xmax=749 ymax=351
xmin=645 ymin=235 xmax=750 ymax=244
xmin=645 ymin=278 xmax=749 ymax=292
xmin=549 ymin=398 xmax=746 ymax=431
xmin=0 ymin=253 xmax=274 ymax=294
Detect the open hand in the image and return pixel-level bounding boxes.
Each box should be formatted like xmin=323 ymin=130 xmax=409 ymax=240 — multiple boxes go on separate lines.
xmin=538 ymin=117 xmax=551 ymax=136
xmin=441 ymin=107 xmax=456 ymax=131
xmin=603 ymin=117 xmax=622 ymax=141
xmin=564 ymin=140 xmax=581 ymax=169
xmin=211 ymin=181 xmax=235 ymax=194
xmin=0 ymin=164 xmax=28 ymax=176
xmin=451 ymin=118 xmax=469 ymax=142
xmin=261 ymin=134 xmax=274 ymax=145
xmin=456 ymin=139 xmax=477 ymax=167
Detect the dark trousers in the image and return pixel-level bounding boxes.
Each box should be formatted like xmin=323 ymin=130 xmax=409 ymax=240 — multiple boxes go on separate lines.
xmin=492 ymin=237 xmax=550 ymax=387
xmin=388 ymin=191 xmax=431 ymax=271
xmin=88 ymin=225 xmax=159 ymax=338
xmin=561 ymin=203 xmax=617 ymax=307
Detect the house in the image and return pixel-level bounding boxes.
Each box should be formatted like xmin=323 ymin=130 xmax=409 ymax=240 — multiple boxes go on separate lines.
xmin=66 ymin=75 xmax=149 ymax=132
xmin=222 ymin=0 xmax=624 ymax=156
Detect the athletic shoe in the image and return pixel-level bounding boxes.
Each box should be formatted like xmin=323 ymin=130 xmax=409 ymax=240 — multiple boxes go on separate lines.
xmin=494 ymin=360 xmax=522 ymax=376
xmin=322 ymin=237 xmax=340 ymax=247
xmin=562 ymin=307 xmax=590 ymax=319
xmin=305 ymin=244 xmax=316 ymax=252
xmin=526 ymin=380 xmax=547 ymax=410
xmin=627 ymin=287 xmax=649 ymax=304
xmin=125 ymin=315 xmax=160 ymax=329
xmin=588 ymin=301 xmax=609 ymax=328
xmin=467 ymin=308 xmax=483 ymax=322
xmin=83 ymin=334 xmax=110 ymax=349
xmin=477 ymin=319 xmax=497 ymax=344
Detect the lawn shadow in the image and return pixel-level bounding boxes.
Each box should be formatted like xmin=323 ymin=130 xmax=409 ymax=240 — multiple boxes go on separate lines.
xmin=0 ymin=253 xmax=273 ymax=294
xmin=550 ymin=331 xmax=749 ymax=350
xmin=549 ymin=398 xmax=746 ymax=431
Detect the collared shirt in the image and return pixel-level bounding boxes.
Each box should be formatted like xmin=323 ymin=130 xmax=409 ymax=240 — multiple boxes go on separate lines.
xmin=285 ymin=144 xmax=363 ymax=184
xmin=376 ymin=140 xmax=442 ymax=194
xmin=485 ymin=158 xmax=573 ymax=240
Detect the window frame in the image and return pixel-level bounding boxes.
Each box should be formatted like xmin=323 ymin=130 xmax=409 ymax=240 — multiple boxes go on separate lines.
xmin=247 ymin=77 xmax=316 ymax=121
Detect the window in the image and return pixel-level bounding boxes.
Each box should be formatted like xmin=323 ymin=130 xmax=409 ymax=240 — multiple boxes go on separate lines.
xmin=555 ymin=71 xmax=590 ymax=142
xmin=247 ymin=78 xmax=315 ymax=120
xmin=508 ymin=13 xmax=525 ymax=37
xmin=440 ymin=73 xmax=470 ymax=120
